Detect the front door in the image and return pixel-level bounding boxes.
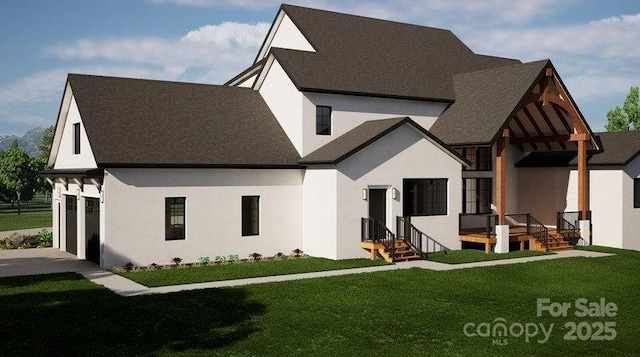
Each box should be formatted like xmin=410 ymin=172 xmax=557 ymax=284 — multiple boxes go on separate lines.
xmin=368 ymin=189 xmax=387 ymax=226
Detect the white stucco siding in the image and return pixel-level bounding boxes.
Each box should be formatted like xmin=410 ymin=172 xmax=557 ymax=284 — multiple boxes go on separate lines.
xmin=518 ymin=167 xmax=571 ymax=226
xmin=335 ymin=124 xmax=463 ymax=259
xmin=503 ymin=145 xmax=525 ymax=215
xmin=587 ymin=169 xmax=624 ymax=248
xmin=266 ymin=13 xmax=315 ymax=55
xmin=302 ymin=92 xmax=447 ymax=156
xmin=259 ymin=59 xmax=304 ymax=155
xmin=101 ymin=168 xmax=303 ymax=268
xmin=302 ymin=168 xmax=338 ymax=259
xmin=53 ymin=96 xmax=98 ymax=170
xmin=623 ymin=157 xmax=640 ymax=250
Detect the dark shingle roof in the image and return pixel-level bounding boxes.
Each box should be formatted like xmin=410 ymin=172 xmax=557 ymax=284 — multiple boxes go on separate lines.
xmin=300 ymin=117 xmax=466 ymax=165
xmin=429 ymin=60 xmax=549 ymax=145
xmin=270 ymin=4 xmax=519 ymax=102
xmin=67 ymin=74 xmax=300 ymax=167
xmin=577 ymin=131 xmax=640 ymax=166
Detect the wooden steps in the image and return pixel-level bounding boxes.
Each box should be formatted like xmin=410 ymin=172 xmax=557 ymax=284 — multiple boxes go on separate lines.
xmin=361 ymin=239 xmax=421 ymax=263
xmin=529 ymin=232 xmax=574 ymax=252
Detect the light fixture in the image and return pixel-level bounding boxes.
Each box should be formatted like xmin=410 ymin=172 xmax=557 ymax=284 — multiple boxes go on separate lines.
xmin=362 ymin=188 xmax=368 ymax=200
xmin=391 ymin=188 xmax=398 ymax=200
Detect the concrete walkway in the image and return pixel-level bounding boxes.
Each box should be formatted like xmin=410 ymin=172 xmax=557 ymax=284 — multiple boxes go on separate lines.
xmin=0 ymin=227 xmax=53 ymax=239
xmin=0 ymin=248 xmax=613 ymax=296
xmin=80 ymin=249 xmax=613 ymax=297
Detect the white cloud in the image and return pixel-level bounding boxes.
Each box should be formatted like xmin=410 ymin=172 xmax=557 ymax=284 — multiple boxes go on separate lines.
xmin=47 ymin=22 xmax=270 ymax=83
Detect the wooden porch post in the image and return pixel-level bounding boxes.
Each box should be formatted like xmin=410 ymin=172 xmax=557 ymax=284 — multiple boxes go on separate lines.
xmin=577 ymin=138 xmax=588 ymax=217
xmin=496 ymin=128 xmax=509 ymax=225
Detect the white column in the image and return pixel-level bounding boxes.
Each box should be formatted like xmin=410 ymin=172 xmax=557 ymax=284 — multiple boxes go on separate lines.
xmin=52 ymin=185 xmax=60 ymax=249
xmin=495 ymin=225 xmax=510 ymax=253
xmin=579 ymin=220 xmax=591 ymax=246
xmin=100 ymin=190 xmax=106 ymax=269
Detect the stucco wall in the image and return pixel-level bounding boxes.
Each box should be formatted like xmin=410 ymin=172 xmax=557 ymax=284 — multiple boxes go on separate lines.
xmin=623 ymin=157 xmax=640 ymax=250
xmin=53 ymin=96 xmax=98 ymax=170
xmin=585 ymin=169 xmax=624 ymax=248
xmin=334 ymin=124 xmax=463 ymax=259
xmin=302 ymin=92 xmax=447 ymax=156
xmin=518 ymin=167 xmax=571 ymax=226
xmin=301 ymin=168 xmax=338 ymax=258
xmin=101 ymin=168 xmax=303 ymax=267
xmin=258 ymin=59 xmax=304 ymax=154
xmin=267 ymin=13 xmax=314 ymax=54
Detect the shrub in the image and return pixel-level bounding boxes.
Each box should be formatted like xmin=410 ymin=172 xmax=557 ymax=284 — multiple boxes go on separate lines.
xmin=171 ymin=257 xmax=182 ymax=266
xmin=0 ymin=237 xmax=11 ymax=250
xmin=35 ymin=230 xmax=53 ymax=243
xmin=214 ymin=256 xmax=226 ymax=264
xmin=123 ymin=262 xmax=135 ymax=271
xmin=227 ymin=254 xmax=239 ymax=263
xmin=149 ymin=263 xmax=159 ymax=270
xmin=275 ymin=252 xmax=286 ymax=260
xmin=292 ymin=248 xmax=304 ymax=258
xmin=249 ymin=252 xmax=262 ymax=261
xmin=198 ymin=256 xmax=211 ymax=265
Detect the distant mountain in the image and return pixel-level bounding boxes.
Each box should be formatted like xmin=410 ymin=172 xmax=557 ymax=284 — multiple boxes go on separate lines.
xmin=0 ymin=127 xmax=46 ymax=157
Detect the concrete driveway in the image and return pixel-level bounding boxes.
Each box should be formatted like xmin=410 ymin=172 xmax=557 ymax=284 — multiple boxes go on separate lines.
xmin=0 ymin=248 xmax=98 ymax=278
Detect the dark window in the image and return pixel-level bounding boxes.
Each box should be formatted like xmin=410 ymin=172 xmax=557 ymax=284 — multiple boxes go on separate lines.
xmin=634 ymin=178 xmax=640 ymax=208
xmin=463 ymin=178 xmax=492 ymax=214
xmin=73 ymin=123 xmax=81 ymax=154
xmin=165 ymin=198 xmax=185 ymax=240
xmin=403 ymin=179 xmax=447 ymax=216
xmin=242 ymin=196 xmax=259 ymax=236
xmin=316 ymin=106 xmax=332 ymax=135
xmin=456 ymin=147 xmax=492 ymax=171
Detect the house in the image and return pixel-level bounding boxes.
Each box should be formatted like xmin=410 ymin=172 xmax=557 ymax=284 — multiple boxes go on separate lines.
xmin=41 ymin=4 xmax=640 ymax=268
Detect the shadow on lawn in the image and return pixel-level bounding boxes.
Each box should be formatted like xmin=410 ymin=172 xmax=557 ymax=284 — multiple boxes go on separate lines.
xmin=0 ymin=273 xmax=265 ymax=356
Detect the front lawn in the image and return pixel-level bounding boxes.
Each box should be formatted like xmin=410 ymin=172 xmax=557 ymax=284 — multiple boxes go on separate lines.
xmin=1 ymin=246 xmax=637 ymax=356
xmin=119 ymin=257 xmax=389 ymax=287
xmin=426 ymin=249 xmax=551 ymax=264
xmin=0 ymin=210 xmax=52 ymax=231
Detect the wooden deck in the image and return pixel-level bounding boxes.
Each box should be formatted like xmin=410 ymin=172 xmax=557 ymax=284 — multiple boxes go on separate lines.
xmin=459 ymin=228 xmax=570 ymax=253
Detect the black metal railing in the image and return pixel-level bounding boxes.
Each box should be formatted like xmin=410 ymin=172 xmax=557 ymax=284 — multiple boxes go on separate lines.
xmin=506 ymin=213 xmax=549 ymax=251
xmin=361 ymin=217 xmax=396 ymax=260
xmin=459 ymin=213 xmax=498 ymax=237
xmin=397 ymin=216 xmax=450 ymax=256
xmin=528 ymin=215 xmax=549 ymax=252
xmin=557 ymin=211 xmax=591 ymax=246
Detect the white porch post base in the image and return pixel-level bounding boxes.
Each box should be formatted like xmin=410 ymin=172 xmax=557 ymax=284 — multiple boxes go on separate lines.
xmin=495 ymin=225 xmax=510 ymax=253
xmin=579 ymin=220 xmax=591 ymax=246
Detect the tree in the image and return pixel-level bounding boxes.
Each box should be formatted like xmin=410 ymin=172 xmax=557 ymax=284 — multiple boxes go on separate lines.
xmin=0 ymin=140 xmax=38 ymax=214
xmin=606 ymin=86 xmax=639 ymax=132
xmin=38 ymin=125 xmax=54 ymax=161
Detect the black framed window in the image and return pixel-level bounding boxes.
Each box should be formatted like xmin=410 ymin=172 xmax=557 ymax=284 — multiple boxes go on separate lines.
xmin=463 ymin=178 xmax=492 ymax=214
xmin=316 ymin=106 xmax=332 ymax=135
xmin=242 ymin=196 xmax=260 ymax=236
xmin=403 ymin=179 xmax=447 ymax=216
xmin=456 ymin=147 xmax=492 ymax=171
xmin=165 ymin=197 xmax=185 ymax=240
xmin=73 ymin=123 xmax=81 ymax=154
xmin=634 ymin=178 xmax=640 ymax=208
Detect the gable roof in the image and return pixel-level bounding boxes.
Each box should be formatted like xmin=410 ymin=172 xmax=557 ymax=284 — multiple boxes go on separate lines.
xmin=577 ymin=131 xmax=640 ymax=166
xmin=65 ymin=74 xmax=300 ymax=168
xmin=299 ymin=117 xmax=468 ymax=165
xmin=259 ymin=4 xmax=519 ymax=102
xmin=429 ymin=60 xmax=549 ymax=146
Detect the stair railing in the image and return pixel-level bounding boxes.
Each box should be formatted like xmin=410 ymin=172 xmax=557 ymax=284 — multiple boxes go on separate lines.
xmin=361 ymin=217 xmax=396 ymax=261
xmin=397 ymin=216 xmax=450 ymax=256
xmin=528 ymin=215 xmax=549 ymax=252
xmin=557 ymin=216 xmax=580 ymax=246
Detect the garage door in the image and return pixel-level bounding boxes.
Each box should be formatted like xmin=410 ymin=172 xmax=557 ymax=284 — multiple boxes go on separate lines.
xmin=65 ymin=195 xmax=77 ymax=255
xmin=85 ymin=198 xmax=100 ymax=264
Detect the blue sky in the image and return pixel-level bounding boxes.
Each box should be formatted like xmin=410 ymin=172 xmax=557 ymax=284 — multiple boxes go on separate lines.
xmin=1 ymin=0 xmax=639 ymax=136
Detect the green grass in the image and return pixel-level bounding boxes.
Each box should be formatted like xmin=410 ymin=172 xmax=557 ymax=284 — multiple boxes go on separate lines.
xmin=0 ymin=210 xmax=52 ymax=231
xmin=0 ymin=194 xmax=52 ymax=231
xmin=426 ymin=249 xmax=551 ymax=264
xmin=119 ymin=257 xmax=389 ymax=287
xmin=1 ymin=246 xmax=638 ymax=356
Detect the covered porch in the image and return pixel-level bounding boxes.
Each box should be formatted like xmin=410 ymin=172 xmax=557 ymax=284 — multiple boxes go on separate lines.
xmin=455 ymin=63 xmax=598 ymax=253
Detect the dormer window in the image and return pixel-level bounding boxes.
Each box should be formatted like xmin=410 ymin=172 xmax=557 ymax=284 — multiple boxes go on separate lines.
xmin=316 ymin=106 xmax=332 ymax=135
xmin=73 ymin=123 xmax=80 ymax=154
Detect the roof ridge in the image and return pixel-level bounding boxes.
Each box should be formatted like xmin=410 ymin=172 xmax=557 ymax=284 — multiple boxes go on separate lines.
xmin=453 ymin=59 xmax=550 ymax=78
xmin=67 ymin=73 xmax=251 ymax=90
